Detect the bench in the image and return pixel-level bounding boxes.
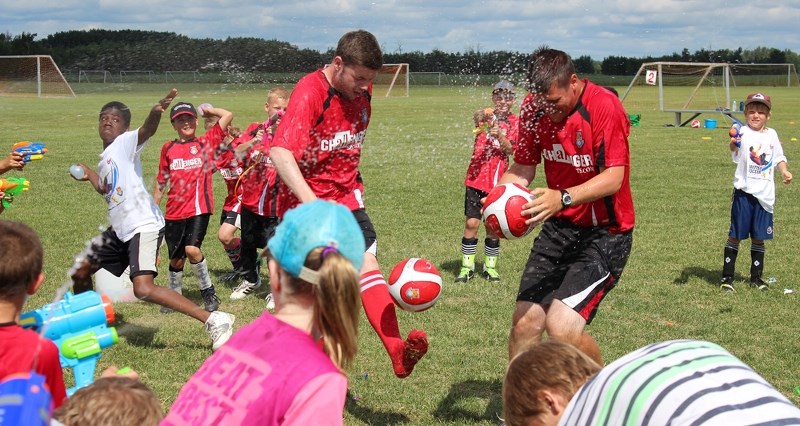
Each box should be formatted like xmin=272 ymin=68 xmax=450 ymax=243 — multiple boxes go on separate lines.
xmin=663 ymin=109 xmax=743 ymax=127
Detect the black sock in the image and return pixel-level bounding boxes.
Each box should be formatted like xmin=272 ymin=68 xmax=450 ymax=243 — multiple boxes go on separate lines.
xmin=750 ymin=243 xmax=765 ymax=281
xmin=722 ymin=241 xmax=739 ymax=278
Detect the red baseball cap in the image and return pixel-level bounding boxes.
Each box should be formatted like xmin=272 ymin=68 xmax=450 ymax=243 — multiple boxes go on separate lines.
xmin=744 ymin=93 xmax=771 ymax=110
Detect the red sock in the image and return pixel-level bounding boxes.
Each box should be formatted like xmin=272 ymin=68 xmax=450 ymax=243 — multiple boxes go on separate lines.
xmin=360 ymin=270 xmax=428 ymax=378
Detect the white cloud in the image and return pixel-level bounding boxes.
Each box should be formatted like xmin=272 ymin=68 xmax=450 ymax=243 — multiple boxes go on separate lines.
xmin=2 ymin=0 xmax=800 ymax=59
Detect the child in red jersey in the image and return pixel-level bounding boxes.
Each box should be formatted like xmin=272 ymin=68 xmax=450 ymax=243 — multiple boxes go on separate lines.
xmin=154 ymin=101 xmax=233 ymax=313
xmin=229 ymin=87 xmax=289 ymax=304
xmin=0 ymin=220 xmax=67 ymax=410
xmin=456 ymin=81 xmax=519 ymax=283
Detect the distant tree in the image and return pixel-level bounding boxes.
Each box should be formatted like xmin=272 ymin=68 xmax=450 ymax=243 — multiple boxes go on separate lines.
xmin=574 ymin=55 xmax=595 ymax=74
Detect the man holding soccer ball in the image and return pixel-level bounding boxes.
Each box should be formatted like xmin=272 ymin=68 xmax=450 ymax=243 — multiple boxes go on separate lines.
xmin=498 ymin=46 xmax=634 ymax=364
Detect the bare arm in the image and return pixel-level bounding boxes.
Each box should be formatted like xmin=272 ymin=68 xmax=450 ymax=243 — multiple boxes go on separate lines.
xmin=138 ymin=88 xmax=177 ymax=145
xmin=777 ymin=161 xmax=793 ymax=184
xmin=153 ymin=180 xmax=167 ymax=206
xmin=270 ymin=146 xmax=317 ymax=203
xmin=0 ymin=152 xmax=25 ymax=174
xmin=202 ymin=107 xmax=234 ymax=131
xmin=71 ymin=163 xmax=104 ymax=195
xmin=527 ymin=165 xmax=626 ymax=225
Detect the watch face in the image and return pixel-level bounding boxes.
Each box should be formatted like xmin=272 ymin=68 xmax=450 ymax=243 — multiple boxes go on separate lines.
xmin=562 ymin=191 xmax=572 ymax=206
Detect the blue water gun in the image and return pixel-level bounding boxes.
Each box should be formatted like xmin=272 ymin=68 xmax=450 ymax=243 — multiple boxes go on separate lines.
xmin=729 ymin=121 xmax=743 ymax=148
xmin=20 ymin=291 xmax=118 ymax=396
xmin=12 ymin=141 xmax=48 ymax=163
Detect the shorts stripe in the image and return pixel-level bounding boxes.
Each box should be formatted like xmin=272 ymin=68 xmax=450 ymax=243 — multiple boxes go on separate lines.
xmin=563 ymin=271 xmax=610 ymax=309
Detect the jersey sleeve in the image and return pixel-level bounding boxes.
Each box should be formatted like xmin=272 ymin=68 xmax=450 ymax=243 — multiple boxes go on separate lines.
xmin=38 ymin=338 xmax=67 ymax=408
xmin=591 ymin=96 xmax=630 ymax=168
xmin=281 ymin=372 xmax=346 ymax=426
xmin=513 ymin=94 xmax=542 ymax=166
xmin=272 ymin=83 xmax=320 ymax=161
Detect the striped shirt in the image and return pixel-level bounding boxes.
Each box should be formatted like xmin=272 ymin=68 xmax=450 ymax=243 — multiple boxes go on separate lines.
xmin=560 ymin=340 xmax=800 ymax=425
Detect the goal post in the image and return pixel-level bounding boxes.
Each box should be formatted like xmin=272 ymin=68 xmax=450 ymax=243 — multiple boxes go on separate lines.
xmin=79 ymin=70 xmax=113 ymax=83
xmin=621 ymin=62 xmax=799 ymax=117
xmin=373 ymin=63 xmax=409 ymax=97
xmin=0 ymin=55 xmax=76 ymax=98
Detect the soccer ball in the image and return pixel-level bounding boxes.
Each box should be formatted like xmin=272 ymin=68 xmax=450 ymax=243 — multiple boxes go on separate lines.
xmin=387 ymin=258 xmax=443 ymax=312
xmin=482 ymin=183 xmax=535 ymax=239
xmin=690 ymin=119 xmax=701 ymax=128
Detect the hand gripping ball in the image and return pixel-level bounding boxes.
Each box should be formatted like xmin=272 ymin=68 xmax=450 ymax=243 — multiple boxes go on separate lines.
xmin=387 ymin=258 xmax=443 ymax=312
xmin=482 ymin=183 xmax=536 ymax=239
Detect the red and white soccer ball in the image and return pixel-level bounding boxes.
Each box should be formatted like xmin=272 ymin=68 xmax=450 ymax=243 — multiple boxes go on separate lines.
xmin=690 ymin=119 xmax=701 ymax=128
xmin=482 ymin=183 xmax=536 ymax=239
xmin=387 ymin=258 xmax=443 ymax=312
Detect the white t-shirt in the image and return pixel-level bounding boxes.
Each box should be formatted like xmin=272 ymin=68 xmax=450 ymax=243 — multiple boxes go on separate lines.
xmin=732 ymin=126 xmax=786 ymax=212
xmin=97 ymin=129 xmax=165 ymax=242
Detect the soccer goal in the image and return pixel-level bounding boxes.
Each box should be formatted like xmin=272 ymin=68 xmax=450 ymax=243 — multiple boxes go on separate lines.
xmin=119 ymin=70 xmax=156 ymax=83
xmin=78 ymin=70 xmax=113 ymax=83
xmin=620 ymin=62 xmax=799 ymax=126
xmin=373 ymin=63 xmax=409 ymax=97
xmin=165 ymin=70 xmax=201 ymax=82
xmin=0 ymin=55 xmax=75 ymax=98
xmin=410 ymin=71 xmax=445 ymax=86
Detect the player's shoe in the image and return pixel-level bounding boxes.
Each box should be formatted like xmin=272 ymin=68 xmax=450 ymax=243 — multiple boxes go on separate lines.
xmin=749 ymin=277 xmax=769 ymax=291
xmin=201 ymin=288 xmax=221 ymax=312
xmin=393 ymin=329 xmax=429 ymax=379
xmin=719 ymin=276 xmax=735 ymax=292
xmin=265 ymin=293 xmax=275 ymax=310
xmin=230 ymin=277 xmax=261 ymax=300
xmin=455 ymin=267 xmax=474 ymax=283
xmin=205 ymin=311 xmax=235 ymax=351
xmin=221 ymin=269 xmax=242 ymax=283
xmin=482 ymin=267 xmax=501 ymax=282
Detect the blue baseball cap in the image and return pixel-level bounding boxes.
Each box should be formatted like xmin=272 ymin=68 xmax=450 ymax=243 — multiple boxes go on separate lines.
xmin=268 ymin=200 xmax=365 ymax=284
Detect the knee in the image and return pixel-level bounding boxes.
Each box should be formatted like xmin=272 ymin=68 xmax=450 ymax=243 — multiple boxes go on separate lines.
xmin=184 ymin=246 xmax=202 ymax=261
xmin=132 ymin=278 xmax=156 ymax=300
xmin=511 ymin=304 xmax=545 ymax=334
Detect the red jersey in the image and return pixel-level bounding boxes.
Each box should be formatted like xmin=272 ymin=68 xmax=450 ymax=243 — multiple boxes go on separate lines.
xmin=157 ymin=124 xmax=224 ymax=220
xmin=464 ymin=113 xmax=519 ymax=192
xmin=0 ymin=324 xmax=67 ymax=408
xmin=272 ymin=69 xmax=371 ymax=216
xmin=239 ymin=121 xmax=280 ymax=217
xmin=215 ymin=139 xmax=245 ymax=213
xmin=515 ymin=80 xmax=634 ymax=233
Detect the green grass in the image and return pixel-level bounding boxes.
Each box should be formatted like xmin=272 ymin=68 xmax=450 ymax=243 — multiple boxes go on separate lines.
xmin=3 ymin=83 xmax=800 ymax=424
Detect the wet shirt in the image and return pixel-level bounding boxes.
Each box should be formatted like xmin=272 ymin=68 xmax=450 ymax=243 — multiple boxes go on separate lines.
xmin=272 ymin=69 xmax=371 ymax=216
xmin=156 ymin=124 xmax=224 ymax=220
xmin=516 ymin=81 xmax=634 ymax=233
xmin=214 ymin=137 xmax=245 ymax=214
xmin=464 ymin=113 xmax=519 ymax=192
xmin=239 ymin=121 xmax=280 ymax=217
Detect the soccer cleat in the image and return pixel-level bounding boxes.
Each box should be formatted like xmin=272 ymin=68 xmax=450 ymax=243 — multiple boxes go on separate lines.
xmin=749 ymin=277 xmax=769 ymax=291
xmin=455 ymin=267 xmax=475 ymax=283
xmin=230 ymin=277 xmax=261 ymax=300
xmin=720 ymin=276 xmax=735 ymax=292
xmin=205 ymin=311 xmax=235 ymax=351
xmin=265 ymin=293 xmax=275 ymax=310
xmin=393 ymin=329 xmax=429 ymax=379
xmin=220 ymin=269 xmax=242 ymax=283
xmin=201 ymin=288 xmax=221 ymax=312
xmin=483 ymin=267 xmax=501 ymax=282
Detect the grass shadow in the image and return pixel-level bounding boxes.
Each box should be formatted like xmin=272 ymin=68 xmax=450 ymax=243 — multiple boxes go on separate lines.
xmin=432 ymin=379 xmax=503 ymax=423
xmin=439 ymin=259 xmax=464 ymax=279
xmin=113 ymin=313 xmax=163 ymax=349
xmin=674 ymin=266 xmax=736 ymax=286
xmin=345 ymin=391 xmax=410 ymax=425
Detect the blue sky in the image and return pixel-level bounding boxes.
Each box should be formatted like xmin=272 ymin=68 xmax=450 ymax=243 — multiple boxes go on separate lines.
xmin=2 ymin=1 xmax=800 ymax=59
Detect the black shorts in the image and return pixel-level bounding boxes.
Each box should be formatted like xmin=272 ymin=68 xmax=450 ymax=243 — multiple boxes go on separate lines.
xmin=352 ymin=208 xmax=377 ymax=256
xmin=87 ymin=227 xmax=164 ymax=279
xmin=464 ymin=186 xmax=488 ymax=219
xmin=517 ymin=219 xmax=633 ymax=324
xmin=219 ymin=209 xmax=241 ymax=228
xmin=165 ymin=214 xmax=211 ymax=260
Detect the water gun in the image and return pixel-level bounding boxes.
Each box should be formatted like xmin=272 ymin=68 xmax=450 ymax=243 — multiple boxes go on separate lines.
xmin=729 ymin=121 xmax=743 ymax=148
xmin=12 ymin=141 xmax=48 ymax=162
xmin=20 ymin=291 xmax=118 ymax=396
xmin=0 ymin=177 xmax=29 ymax=208
xmin=473 ymin=108 xmax=495 ymax=135
xmin=264 ymin=110 xmax=285 ymax=135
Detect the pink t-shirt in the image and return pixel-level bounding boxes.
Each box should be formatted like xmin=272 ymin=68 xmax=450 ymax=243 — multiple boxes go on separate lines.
xmin=161 ymin=313 xmax=346 ymax=426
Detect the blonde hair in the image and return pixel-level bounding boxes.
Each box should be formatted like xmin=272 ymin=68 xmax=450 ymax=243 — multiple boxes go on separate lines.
xmin=502 ymin=341 xmax=601 ymax=426
xmin=281 ymin=247 xmax=360 ymax=371
xmin=53 ymin=377 xmax=163 ymax=426
xmin=267 ymin=87 xmax=290 ymax=104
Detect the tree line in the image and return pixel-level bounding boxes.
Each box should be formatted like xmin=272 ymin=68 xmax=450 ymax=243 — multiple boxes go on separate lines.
xmin=2 ymin=29 xmax=799 ymax=76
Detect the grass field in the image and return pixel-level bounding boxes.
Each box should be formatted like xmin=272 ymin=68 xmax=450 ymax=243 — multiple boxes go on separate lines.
xmin=2 ymin=82 xmax=799 ymax=424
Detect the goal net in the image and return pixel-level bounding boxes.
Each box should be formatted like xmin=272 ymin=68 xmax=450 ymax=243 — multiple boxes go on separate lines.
xmin=621 ymin=62 xmax=799 ymax=112
xmin=373 ymin=63 xmax=409 ymax=97
xmin=0 ymin=55 xmax=75 ymax=98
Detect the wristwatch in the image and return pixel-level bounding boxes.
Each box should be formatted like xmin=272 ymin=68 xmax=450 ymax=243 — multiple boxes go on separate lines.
xmin=560 ymin=189 xmax=573 ymax=210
